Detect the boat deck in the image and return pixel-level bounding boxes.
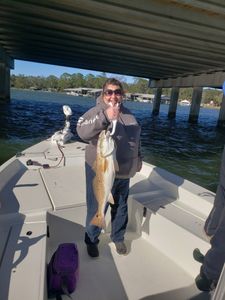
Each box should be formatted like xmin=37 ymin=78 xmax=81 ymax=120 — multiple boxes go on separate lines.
xmin=0 ymin=140 xmax=216 ymax=299
xmin=47 ymin=207 xmax=211 ymax=300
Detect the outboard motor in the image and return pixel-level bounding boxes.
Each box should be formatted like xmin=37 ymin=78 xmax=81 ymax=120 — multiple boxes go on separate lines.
xmin=51 ymin=105 xmax=73 ymax=145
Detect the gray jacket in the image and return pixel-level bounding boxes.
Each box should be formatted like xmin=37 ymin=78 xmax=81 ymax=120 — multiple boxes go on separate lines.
xmin=76 ymin=97 xmax=142 ymax=179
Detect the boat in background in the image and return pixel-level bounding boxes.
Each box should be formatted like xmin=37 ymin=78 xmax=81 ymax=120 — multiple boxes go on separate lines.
xmin=1 ymin=106 xmax=225 ymax=300
xmin=179 ymin=99 xmax=191 ymax=106
xmin=66 ymin=91 xmax=79 ymax=96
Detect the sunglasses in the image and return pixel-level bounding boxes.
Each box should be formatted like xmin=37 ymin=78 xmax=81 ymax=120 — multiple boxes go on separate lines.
xmin=104 ymin=89 xmax=123 ymax=96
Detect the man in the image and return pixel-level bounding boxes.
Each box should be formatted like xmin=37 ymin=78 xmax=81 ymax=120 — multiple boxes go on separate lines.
xmin=76 ymin=78 xmax=142 ymax=257
xmin=195 ymin=147 xmax=225 ymax=291
xmin=204 ymin=147 xmax=225 ymax=238
xmin=195 ymin=82 xmax=225 ymax=291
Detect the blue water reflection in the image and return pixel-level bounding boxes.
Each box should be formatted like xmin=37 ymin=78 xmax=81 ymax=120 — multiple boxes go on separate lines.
xmin=0 ymin=89 xmax=224 ymax=192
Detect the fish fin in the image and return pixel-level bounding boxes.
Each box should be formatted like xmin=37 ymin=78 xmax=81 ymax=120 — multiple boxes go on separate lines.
xmin=108 ymin=193 xmax=114 ymax=204
xmin=114 ymin=159 xmax=119 ymax=172
xmin=90 ymin=213 xmax=105 ymax=228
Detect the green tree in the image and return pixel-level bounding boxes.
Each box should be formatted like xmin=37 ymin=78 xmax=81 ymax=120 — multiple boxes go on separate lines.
xmin=128 ymin=78 xmax=152 ymax=93
xmin=14 ymin=74 xmax=29 ymax=89
xmin=46 ymin=75 xmax=58 ymax=89
xmin=75 ymin=73 xmax=85 ymax=87
xmin=85 ymin=74 xmax=96 ymax=88
xmin=58 ymin=73 xmax=71 ymax=90
xmin=95 ymin=73 xmax=107 ymax=88
xmin=179 ymin=88 xmax=193 ymax=100
xmin=202 ymin=89 xmax=222 ymax=106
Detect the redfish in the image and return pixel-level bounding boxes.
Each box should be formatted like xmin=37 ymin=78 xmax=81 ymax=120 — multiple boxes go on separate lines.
xmin=91 ymin=130 xmax=118 ymax=228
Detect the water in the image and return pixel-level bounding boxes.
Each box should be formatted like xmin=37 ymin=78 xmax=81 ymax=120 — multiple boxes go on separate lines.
xmin=1 ymin=89 xmax=225 ymax=193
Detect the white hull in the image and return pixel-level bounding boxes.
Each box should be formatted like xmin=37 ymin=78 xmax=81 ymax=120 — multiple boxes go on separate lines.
xmin=0 ymin=139 xmax=223 ymax=299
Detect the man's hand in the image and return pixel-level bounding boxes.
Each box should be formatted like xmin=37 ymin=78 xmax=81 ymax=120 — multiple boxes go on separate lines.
xmin=105 ymin=105 xmax=120 ymax=121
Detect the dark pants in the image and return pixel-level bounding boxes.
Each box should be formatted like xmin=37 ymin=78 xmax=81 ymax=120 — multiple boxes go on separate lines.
xmin=204 ymin=147 xmax=225 ymax=236
xmin=202 ymin=215 xmax=225 ymax=281
xmin=85 ymin=163 xmax=130 ymax=245
xmin=203 ymin=146 xmax=225 ymax=281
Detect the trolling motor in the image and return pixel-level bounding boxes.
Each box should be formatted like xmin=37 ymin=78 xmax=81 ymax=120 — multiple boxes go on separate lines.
xmin=51 ymin=105 xmax=73 ymax=145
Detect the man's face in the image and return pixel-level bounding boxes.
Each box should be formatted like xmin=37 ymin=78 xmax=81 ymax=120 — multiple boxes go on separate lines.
xmin=103 ymin=84 xmax=123 ymax=107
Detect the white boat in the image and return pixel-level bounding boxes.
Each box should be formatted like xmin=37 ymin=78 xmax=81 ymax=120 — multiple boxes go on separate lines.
xmin=1 ymin=110 xmax=225 ymax=299
xmin=66 ymin=91 xmax=79 ymax=96
xmin=180 ymin=100 xmax=191 ymax=106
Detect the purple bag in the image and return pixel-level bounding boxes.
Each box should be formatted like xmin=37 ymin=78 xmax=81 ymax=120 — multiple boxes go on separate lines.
xmin=47 ymin=243 xmax=79 ymax=298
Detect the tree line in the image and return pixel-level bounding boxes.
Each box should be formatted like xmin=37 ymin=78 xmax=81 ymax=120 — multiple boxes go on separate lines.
xmin=11 ymin=72 xmax=223 ymax=105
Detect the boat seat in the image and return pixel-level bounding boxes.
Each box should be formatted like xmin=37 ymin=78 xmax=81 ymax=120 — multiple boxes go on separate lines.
xmin=129 ymin=167 xmax=213 ymax=242
xmin=0 ymin=216 xmax=47 ymax=300
xmin=129 ymin=170 xmax=179 ymax=214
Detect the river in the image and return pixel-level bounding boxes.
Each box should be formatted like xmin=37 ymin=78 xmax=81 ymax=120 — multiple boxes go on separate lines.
xmin=1 ymin=89 xmax=224 ymax=193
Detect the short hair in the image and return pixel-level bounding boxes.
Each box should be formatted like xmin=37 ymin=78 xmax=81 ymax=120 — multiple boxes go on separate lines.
xmin=102 ymin=78 xmax=124 ymax=93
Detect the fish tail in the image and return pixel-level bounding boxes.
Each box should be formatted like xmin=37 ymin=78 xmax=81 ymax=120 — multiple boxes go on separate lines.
xmin=90 ymin=213 xmax=105 ymax=228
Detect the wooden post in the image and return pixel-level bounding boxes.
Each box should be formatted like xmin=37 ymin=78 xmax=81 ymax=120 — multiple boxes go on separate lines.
xmin=188 ymin=87 xmax=203 ymax=123
xmin=152 ymin=88 xmax=162 ymax=116
xmin=0 ymin=47 xmax=13 ymax=102
xmin=168 ymin=87 xmax=179 ymax=119
xmin=0 ymin=63 xmax=10 ymax=103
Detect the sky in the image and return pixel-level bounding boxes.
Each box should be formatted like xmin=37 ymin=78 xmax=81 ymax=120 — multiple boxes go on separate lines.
xmin=11 ymin=60 xmax=136 ymax=83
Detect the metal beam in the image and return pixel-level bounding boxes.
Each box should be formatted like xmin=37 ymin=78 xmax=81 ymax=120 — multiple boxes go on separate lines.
xmin=0 ymin=45 xmax=14 ymax=69
xmin=1 ymin=1 xmax=225 ymax=79
xmin=149 ymin=72 xmax=225 ymax=88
